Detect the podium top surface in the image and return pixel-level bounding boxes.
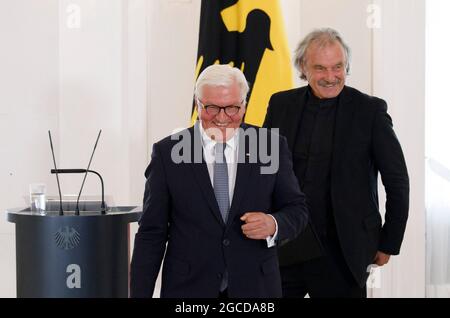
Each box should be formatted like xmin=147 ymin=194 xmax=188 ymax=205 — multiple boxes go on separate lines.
xmin=5 ymin=206 xmax=142 ymax=223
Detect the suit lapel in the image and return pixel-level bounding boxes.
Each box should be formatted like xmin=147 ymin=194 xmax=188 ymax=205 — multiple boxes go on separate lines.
xmin=190 ymin=123 xmax=225 ymax=226
xmin=226 ymin=125 xmax=253 ymax=229
xmin=332 ymin=86 xmax=356 ymax=171
xmin=283 ymin=88 xmax=308 ymax=152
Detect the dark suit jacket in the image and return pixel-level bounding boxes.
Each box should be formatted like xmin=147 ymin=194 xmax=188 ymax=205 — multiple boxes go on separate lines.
xmin=130 ymin=123 xmax=308 ymax=298
xmin=263 ymin=86 xmax=409 ymax=287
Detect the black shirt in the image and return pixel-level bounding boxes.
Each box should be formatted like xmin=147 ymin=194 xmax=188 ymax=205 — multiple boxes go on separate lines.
xmin=292 ymin=88 xmax=339 ymax=240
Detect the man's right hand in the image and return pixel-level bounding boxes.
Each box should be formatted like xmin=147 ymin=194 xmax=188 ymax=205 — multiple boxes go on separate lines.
xmin=241 ymin=212 xmax=276 ymax=240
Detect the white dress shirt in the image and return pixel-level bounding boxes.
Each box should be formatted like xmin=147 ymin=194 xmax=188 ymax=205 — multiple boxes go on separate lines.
xmin=199 ymin=123 xmax=278 ymax=247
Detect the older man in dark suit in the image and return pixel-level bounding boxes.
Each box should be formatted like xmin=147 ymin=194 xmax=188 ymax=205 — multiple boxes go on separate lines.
xmin=264 ymin=28 xmax=409 ymax=298
xmin=130 ymin=64 xmax=308 ymax=298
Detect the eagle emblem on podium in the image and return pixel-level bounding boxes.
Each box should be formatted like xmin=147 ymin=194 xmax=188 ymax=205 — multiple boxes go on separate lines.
xmin=54 ymin=226 xmax=81 ymax=250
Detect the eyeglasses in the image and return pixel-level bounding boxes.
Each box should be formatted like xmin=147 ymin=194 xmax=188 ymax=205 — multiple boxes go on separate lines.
xmin=197 ymin=99 xmax=243 ymax=116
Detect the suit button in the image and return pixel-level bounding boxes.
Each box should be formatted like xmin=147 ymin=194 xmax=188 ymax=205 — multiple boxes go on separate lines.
xmin=217 ymin=273 xmax=222 ymax=279
xmin=222 ymin=239 xmax=230 ymax=246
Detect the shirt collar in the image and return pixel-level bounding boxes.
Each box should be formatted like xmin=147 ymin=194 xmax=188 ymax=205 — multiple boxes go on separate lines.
xmin=199 ymin=121 xmax=239 ymax=152
xmin=307 ymin=85 xmax=340 ymax=106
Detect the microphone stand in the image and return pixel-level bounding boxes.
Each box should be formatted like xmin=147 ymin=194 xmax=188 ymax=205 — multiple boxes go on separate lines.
xmin=50 ymin=169 xmax=106 ymax=214
xmin=48 ymin=131 xmax=64 ymax=216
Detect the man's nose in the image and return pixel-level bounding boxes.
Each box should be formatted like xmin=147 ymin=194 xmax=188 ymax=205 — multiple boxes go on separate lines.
xmin=216 ymin=108 xmax=229 ymax=121
xmin=324 ymin=69 xmax=336 ymax=82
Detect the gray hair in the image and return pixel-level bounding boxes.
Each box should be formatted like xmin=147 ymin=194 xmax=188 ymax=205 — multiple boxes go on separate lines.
xmin=195 ymin=64 xmax=250 ymax=103
xmin=294 ymin=28 xmax=351 ymax=80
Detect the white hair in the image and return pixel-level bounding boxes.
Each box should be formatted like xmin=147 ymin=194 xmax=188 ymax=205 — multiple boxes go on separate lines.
xmin=293 ymin=28 xmax=351 ymax=80
xmin=195 ymin=64 xmax=250 ymax=103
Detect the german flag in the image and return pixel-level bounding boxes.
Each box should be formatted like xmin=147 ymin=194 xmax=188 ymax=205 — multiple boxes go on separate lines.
xmin=191 ymin=0 xmax=293 ymax=127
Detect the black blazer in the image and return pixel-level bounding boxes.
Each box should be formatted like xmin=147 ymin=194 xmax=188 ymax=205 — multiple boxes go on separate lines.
xmin=264 ymin=86 xmax=409 ymax=287
xmin=130 ymin=123 xmax=308 ymax=298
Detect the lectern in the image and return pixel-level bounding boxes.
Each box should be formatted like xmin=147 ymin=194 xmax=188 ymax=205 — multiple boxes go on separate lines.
xmin=6 ymin=201 xmax=141 ymax=298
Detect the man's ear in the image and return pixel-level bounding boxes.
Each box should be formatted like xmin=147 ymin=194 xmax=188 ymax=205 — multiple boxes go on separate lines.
xmin=300 ymin=62 xmax=307 ymax=78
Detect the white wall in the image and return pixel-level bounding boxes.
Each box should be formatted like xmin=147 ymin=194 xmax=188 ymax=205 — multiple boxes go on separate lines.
xmin=0 ymin=0 xmax=60 ymax=297
xmin=372 ymin=0 xmax=425 ymax=297
xmin=0 ymin=0 xmax=149 ymax=297
xmin=0 ymin=0 xmax=425 ymax=297
xmin=146 ymin=0 xmax=200 ymax=145
xmin=58 ymin=0 xmax=148 ymax=205
xmin=425 ymin=0 xmax=450 ymax=298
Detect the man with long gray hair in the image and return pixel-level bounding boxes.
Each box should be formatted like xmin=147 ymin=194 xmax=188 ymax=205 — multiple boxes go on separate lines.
xmin=264 ymin=28 xmax=409 ymax=297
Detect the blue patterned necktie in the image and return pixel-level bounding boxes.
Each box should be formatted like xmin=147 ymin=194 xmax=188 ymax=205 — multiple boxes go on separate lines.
xmin=214 ymin=142 xmax=230 ymax=223
xmin=214 ymin=142 xmax=229 ymax=292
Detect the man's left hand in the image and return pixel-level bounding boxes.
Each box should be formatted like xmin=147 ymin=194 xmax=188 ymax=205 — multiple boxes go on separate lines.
xmin=373 ymin=251 xmax=391 ymax=266
xmin=240 ymin=212 xmax=276 ymax=240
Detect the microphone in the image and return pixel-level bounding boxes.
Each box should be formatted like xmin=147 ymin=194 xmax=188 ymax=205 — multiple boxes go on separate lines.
xmin=48 ymin=131 xmax=64 ymax=216
xmin=51 ymin=169 xmax=105 ymax=214
xmin=75 ymin=130 xmax=102 ymax=215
